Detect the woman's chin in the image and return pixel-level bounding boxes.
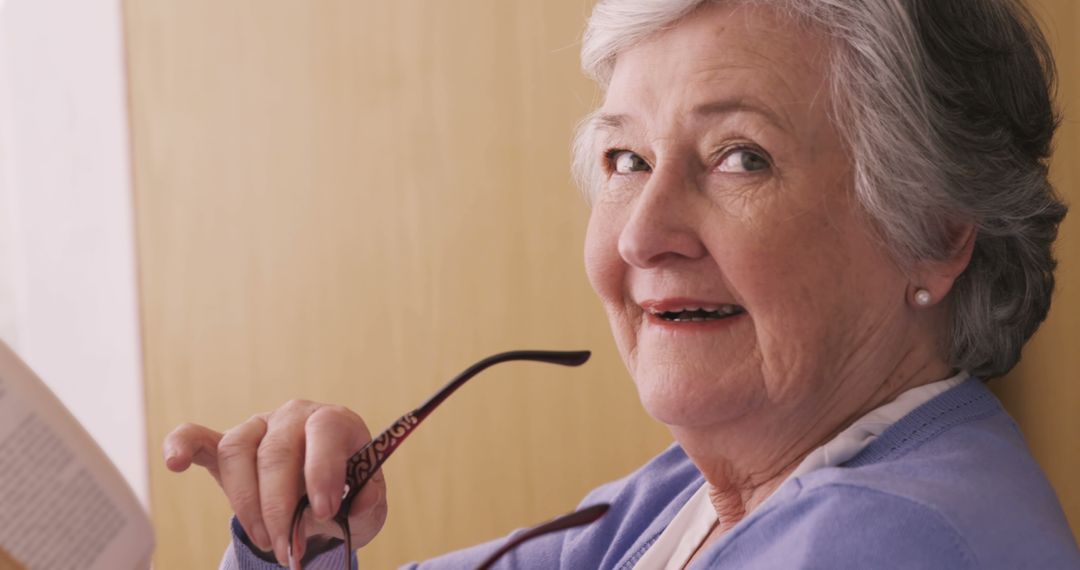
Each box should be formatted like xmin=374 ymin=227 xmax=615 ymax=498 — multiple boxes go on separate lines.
xmin=632 ymin=365 xmax=761 ymax=428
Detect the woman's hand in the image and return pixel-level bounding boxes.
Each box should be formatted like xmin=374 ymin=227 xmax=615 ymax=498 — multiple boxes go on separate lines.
xmin=163 ymin=400 xmax=388 ymax=566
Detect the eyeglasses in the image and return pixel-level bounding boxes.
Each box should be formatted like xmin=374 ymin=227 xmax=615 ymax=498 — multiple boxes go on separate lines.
xmin=287 ymin=349 xmax=608 ymax=569
xmin=473 ymin=502 xmax=608 ymax=570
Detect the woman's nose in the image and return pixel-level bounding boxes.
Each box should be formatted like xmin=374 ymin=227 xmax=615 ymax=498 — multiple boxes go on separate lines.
xmin=616 ymin=168 xmax=707 ymax=268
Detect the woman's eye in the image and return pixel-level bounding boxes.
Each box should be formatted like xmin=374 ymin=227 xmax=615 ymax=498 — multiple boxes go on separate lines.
xmin=717 ymin=149 xmax=770 ymax=173
xmin=610 ymin=150 xmax=651 ymax=174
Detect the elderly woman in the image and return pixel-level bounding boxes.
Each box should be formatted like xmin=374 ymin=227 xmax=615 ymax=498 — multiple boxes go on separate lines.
xmin=167 ymin=0 xmax=1079 ymax=568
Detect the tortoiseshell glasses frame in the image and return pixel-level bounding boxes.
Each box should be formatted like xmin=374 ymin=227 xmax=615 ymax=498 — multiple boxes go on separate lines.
xmin=286 ymin=350 xmax=606 ymax=569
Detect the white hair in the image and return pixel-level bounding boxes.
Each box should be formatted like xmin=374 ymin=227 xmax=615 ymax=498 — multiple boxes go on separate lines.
xmin=573 ymin=0 xmax=1065 ymax=378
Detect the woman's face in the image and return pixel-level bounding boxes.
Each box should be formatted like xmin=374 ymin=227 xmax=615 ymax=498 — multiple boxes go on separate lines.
xmin=585 ymin=4 xmax=915 ymax=430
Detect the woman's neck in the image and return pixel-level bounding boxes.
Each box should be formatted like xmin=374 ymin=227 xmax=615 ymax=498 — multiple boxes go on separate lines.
xmin=670 ymin=354 xmax=954 ymax=531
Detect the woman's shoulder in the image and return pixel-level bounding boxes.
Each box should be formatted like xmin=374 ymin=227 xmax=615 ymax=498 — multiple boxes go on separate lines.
xmin=702 ymin=478 xmax=984 ymax=569
xmin=769 ymin=464 xmax=1079 ymax=568
xmin=819 ymin=378 xmax=1068 ymax=522
xmin=708 ymin=434 xmax=1079 ymax=569
xmin=778 ymin=381 xmax=1080 ymax=568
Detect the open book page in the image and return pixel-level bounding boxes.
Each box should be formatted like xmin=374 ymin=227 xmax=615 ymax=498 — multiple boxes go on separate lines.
xmin=0 ymin=341 xmax=154 ymax=570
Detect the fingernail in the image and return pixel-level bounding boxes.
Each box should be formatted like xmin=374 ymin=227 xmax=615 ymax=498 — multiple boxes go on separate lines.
xmin=288 ymin=537 xmax=302 ymax=569
xmin=329 ymin=491 xmax=342 ymax=518
xmin=251 ymin=521 xmax=271 ymax=551
xmin=312 ymin=493 xmax=330 ymax=520
xmin=275 ymin=536 xmax=290 ymax=567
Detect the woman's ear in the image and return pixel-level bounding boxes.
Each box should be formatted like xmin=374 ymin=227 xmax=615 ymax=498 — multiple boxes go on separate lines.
xmin=909 ymin=222 xmax=976 ymax=308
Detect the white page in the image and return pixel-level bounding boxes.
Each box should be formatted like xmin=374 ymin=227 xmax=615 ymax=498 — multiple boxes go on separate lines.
xmin=0 ymin=341 xmax=153 ymax=569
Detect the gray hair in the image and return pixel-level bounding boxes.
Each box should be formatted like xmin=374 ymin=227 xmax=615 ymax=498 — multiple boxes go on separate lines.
xmin=573 ymin=0 xmax=1065 ymax=379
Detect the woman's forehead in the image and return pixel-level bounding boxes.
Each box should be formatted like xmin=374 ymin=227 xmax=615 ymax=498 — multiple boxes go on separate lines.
xmin=599 ymin=2 xmax=831 ymax=131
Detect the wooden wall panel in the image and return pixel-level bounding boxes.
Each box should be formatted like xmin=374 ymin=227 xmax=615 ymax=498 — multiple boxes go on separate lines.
xmin=124 ymin=2 xmax=673 ymax=568
xmin=993 ymin=0 xmax=1080 ymax=544
xmin=124 ymin=1 xmax=1080 ymax=568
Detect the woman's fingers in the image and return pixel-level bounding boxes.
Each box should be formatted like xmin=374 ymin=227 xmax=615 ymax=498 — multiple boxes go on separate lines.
xmin=166 ymin=400 xmax=387 ymax=565
xmin=216 ymin=414 xmax=272 ymax=551
xmin=304 ymin=406 xmax=387 ymax=549
xmin=346 ymin=467 xmax=389 ymax=548
xmin=258 ymin=400 xmax=322 ymax=565
xmin=303 ymin=405 xmax=372 ymax=521
xmin=163 ymin=423 xmax=224 ymax=484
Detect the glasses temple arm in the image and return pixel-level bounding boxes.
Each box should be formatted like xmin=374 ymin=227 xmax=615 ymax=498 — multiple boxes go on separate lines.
xmin=336 ymin=350 xmax=591 ymax=516
xmin=474 ymin=503 xmax=610 ymax=570
xmin=413 ymin=350 xmax=590 ymax=421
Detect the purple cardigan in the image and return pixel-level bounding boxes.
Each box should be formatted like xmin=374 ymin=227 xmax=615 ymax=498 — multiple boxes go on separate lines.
xmin=222 ymin=379 xmax=1080 ymax=569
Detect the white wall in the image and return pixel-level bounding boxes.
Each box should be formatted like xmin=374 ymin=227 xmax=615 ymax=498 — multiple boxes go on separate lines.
xmin=0 ymin=0 xmax=148 ymax=505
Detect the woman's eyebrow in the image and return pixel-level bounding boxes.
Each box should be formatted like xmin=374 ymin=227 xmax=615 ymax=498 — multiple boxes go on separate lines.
xmin=592 ymin=112 xmax=629 ymax=132
xmin=591 ymin=99 xmax=789 ymax=135
xmin=691 ymin=99 xmax=790 ymax=131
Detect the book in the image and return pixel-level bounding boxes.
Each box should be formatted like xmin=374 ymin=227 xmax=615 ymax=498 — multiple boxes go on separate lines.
xmin=0 ymin=340 xmax=153 ymax=569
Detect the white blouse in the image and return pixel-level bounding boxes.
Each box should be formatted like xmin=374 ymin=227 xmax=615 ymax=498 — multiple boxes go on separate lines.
xmin=634 ymin=372 xmax=970 ymax=570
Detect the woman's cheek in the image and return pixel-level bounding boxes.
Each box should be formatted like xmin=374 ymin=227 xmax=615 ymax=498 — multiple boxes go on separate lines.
xmin=584 ymin=206 xmax=626 ymax=299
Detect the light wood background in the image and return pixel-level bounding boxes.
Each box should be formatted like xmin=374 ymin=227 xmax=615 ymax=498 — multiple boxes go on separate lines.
xmin=125 ymin=1 xmax=674 ymax=568
xmin=123 ymin=1 xmax=1079 ymax=568
xmin=991 ymin=0 xmax=1080 ymax=548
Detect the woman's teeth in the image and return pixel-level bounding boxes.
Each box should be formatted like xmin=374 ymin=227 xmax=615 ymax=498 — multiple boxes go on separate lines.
xmin=654 ymin=305 xmax=745 ymax=322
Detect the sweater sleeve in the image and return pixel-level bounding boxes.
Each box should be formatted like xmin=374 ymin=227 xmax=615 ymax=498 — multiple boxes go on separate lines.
xmin=218 ymin=517 xmax=563 ymax=570
xmin=220 ymin=517 xmax=357 ymax=570
xmin=701 ymin=483 xmax=979 ymax=569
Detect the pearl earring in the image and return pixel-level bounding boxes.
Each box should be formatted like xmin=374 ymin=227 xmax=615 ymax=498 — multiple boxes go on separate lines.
xmin=914 ymin=289 xmax=932 ymax=306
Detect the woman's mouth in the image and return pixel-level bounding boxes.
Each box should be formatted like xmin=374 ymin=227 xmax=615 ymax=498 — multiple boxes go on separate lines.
xmin=639 ymin=300 xmax=748 ymax=326
xmin=652 ymin=305 xmax=745 ymax=322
